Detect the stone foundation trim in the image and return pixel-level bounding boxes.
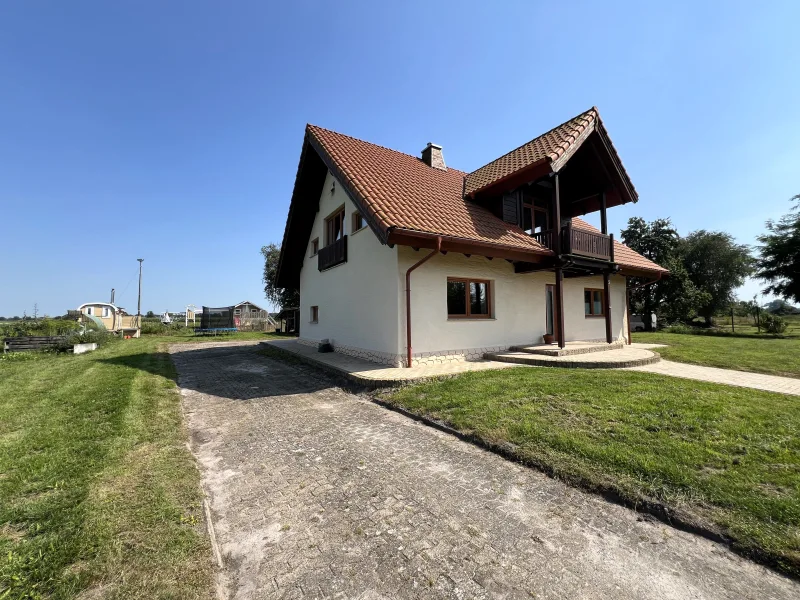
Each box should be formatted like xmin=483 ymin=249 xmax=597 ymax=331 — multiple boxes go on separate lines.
xmin=297 ymin=338 xmax=516 ymax=368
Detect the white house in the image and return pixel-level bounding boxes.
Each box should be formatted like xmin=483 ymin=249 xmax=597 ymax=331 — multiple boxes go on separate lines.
xmin=276 ymin=108 xmax=668 ymax=367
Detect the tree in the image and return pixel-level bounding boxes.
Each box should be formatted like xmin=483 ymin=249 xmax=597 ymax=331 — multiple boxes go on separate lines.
xmin=620 ymin=217 xmax=707 ymax=328
xmin=261 ymin=244 xmax=299 ymax=310
xmin=756 ymin=195 xmax=800 ymax=304
xmin=765 ymin=299 xmax=799 ymax=315
xmin=681 ymin=230 xmax=754 ymax=324
xmin=145 ymin=310 xmax=155 ymax=318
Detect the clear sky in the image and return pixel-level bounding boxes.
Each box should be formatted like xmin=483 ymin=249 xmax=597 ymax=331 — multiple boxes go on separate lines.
xmin=1 ymin=1 xmax=798 ymax=317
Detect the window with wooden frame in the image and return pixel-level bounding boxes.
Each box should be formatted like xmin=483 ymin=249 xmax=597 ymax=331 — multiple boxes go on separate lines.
xmin=447 ymin=278 xmax=491 ymax=318
xmin=310 ymin=305 xmax=319 ymax=323
xmin=325 ymin=206 xmax=345 ymax=246
xmin=584 ymin=288 xmax=605 ymax=317
xmin=521 ymin=192 xmax=551 ymax=236
xmin=352 ymin=211 xmax=366 ymax=233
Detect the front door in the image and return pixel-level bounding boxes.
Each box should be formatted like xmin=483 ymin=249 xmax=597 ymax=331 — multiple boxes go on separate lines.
xmin=545 ymin=284 xmax=559 ymax=340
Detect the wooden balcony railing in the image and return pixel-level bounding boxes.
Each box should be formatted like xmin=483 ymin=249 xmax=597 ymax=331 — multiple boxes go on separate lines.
xmin=318 ymin=235 xmax=347 ymax=271
xmin=531 ymin=226 xmax=613 ymax=261
xmin=562 ymin=223 xmax=612 ymax=260
xmin=532 ymin=229 xmax=555 ymax=252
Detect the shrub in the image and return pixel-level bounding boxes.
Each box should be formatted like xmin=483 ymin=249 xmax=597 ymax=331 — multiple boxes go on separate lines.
xmin=761 ymin=313 xmax=788 ymax=335
xmin=140 ymin=322 xmax=188 ymax=336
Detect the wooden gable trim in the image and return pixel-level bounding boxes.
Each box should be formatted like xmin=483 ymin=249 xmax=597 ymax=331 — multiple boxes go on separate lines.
xmin=549 ymin=120 xmax=596 ymax=173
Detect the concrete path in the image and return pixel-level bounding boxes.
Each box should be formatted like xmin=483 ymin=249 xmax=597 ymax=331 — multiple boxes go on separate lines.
xmin=627 ymin=359 xmax=800 ymax=396
xmin=171 ymin=341 xmax=797 ymax=600
xmin=265 ymin=339 xmax=517 ymax=386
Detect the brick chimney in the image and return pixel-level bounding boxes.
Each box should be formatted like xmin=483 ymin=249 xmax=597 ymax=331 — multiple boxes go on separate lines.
xmin=421 ymin=143 xmax=446 ymax=170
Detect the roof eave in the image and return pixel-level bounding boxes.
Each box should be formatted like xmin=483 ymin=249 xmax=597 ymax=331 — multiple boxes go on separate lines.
xmin=387 ymin=227 xmax=553 ymax=263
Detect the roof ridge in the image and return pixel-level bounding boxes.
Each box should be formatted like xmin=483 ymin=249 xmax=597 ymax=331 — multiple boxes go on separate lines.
xmin=306 ymin=124 xmax=468 ymax=176
xmin=466 ymin=107 xmax=597 ymax=177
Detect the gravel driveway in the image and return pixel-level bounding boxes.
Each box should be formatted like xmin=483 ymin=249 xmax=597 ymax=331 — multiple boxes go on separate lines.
xmin=172 ymin=341 xmax=798 ymax=600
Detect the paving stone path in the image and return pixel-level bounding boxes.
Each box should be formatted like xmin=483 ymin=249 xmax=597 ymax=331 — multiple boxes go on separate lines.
xmin=171 ymin=341 xmax=798 ymax=600
xmin=628 ymin=359 xmax=800 ymax=396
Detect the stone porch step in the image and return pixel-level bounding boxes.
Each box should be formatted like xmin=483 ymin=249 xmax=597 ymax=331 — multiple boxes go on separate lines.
xmin=509 ymin=339 xmax=625 ymax=357
xmin=484 ymin=346 xmax=660 ymax=369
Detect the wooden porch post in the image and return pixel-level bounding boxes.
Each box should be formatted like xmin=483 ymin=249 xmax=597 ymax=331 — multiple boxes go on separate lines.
xmin=600 ymin=191 xmax=608 ymax=235
xmin=553 ymin=172 xmax=566 ymax=348
xmin=603 ymin=231 xmax=614 ymax=344
xmin=603 ymin=271 xmax=612 ymax=344
xmin=555 ymin=267 xmax=566 ymax=348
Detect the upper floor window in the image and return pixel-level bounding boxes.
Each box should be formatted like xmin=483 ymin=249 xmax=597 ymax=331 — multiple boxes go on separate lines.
xmin=86 ymin=307 xmax=93 ymax=316
xmin=102 ymin=307 xmax=111 ymax=318
xmin=352 ymin=212 xmax=366 ymax=233
xmin=584 ymin=289 xmax=605 ymax=317
xmin=311 ymin=238 xmax=319 ymax=255
xmin=325 ymin=207 xmax=345 ymax=246
xmin=447 ymin=278 xmax=491 ymax=318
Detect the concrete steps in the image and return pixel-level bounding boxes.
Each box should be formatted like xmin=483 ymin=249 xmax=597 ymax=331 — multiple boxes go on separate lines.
xmin=485 ymin=345 xmax=660 ymax=369
xmin=509 ymin=339 xmax=625 ymax=357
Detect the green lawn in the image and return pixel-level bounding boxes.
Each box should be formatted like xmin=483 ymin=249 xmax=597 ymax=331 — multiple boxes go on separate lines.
xmin=0 ymin=332 xmax=281 ymax=599
xmin=381 ymin=368 xmax=800 ymax=576
xmin=634 ymin=332 xmax=800 ymax=378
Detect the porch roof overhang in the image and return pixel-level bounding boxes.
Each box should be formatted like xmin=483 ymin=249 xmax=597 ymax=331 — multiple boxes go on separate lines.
xmin=387 ymin=227 xmax=554 ymax=263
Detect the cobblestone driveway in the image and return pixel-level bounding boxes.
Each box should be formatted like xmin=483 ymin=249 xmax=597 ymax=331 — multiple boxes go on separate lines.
xmin=172 ymin=342 xmax=798 ymax=600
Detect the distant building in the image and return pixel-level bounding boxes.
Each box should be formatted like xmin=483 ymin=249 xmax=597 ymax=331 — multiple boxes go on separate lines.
xmin=77 ymin=302 xmax=141 ymax=337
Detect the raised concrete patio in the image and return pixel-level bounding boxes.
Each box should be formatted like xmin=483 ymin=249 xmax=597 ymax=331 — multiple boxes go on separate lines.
xmin=509 ymin=339 xmax=625 ymax=356
xmin=484 ymin=345 xmax=660 ymax=368
xmin=262 ymin=340 xmax=517 ymax=387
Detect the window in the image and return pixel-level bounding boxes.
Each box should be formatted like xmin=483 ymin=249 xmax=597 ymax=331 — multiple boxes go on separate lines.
xmin=352 ymin=212 xmax=366 ymax=232
xmin=86 ymin=307 xmax=93 ymax=316
xmin=325 ymin=207 xmax=345 ymax=245
xmin=311 ymin=238 xmax=319 ymax=256
xmin=522 ymin=192 xmax=551 ymax=236
xmin=447 ymin=278 xmax=491 ymax=318
xmin=102 ymin=307 xmax=111 ymax=318
xmin=310 ymin=305 xmax=319 ymax=323
xmin=584 ymin=288 xmax=605 ymax=317
xmin=234 ymin=308 xmax=241 ymax=315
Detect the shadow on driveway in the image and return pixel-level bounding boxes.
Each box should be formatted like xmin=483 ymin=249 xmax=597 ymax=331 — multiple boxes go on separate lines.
xmin=101 ymin=342 xmax=336 ymax=401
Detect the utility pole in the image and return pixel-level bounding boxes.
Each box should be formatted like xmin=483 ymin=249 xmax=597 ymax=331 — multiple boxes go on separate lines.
xmin=137 ymin=259 xmax=144 ymax=321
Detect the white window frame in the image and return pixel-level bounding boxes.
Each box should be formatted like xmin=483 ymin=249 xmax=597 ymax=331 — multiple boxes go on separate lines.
xmin=102 ymin=307 xmax=111 ymax=318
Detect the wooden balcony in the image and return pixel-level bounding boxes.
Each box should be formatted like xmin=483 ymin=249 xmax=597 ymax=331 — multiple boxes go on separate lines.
xmin=531 ymin=225 xmax=613 ymax=262
xmin=318 ymin=235 xmax=347 ymax=271
xmin=562 ymin=223 xmax=612 ymax=261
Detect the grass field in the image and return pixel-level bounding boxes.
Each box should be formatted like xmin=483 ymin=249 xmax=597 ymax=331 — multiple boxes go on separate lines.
xmin=0 ymin=332 xmax=281 ymax=599
xmin=381 ymin=367 xmax=800 ymax=576
xmin=709 ymin=313 xmax=800 ymax=338
xmin=633 ymin=332 xmax=800 ymax=378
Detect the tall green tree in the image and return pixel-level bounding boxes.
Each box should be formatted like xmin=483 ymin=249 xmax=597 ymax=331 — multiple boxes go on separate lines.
xmin=756 ymin=195 xmax=800 ymax=304
xmin=681 ymin=231 xmax=754 ymax=324
xmin=621 ymin=217 xmax=707 ymax=328
xmin=261 ymin=244 xmax=299 ymax=310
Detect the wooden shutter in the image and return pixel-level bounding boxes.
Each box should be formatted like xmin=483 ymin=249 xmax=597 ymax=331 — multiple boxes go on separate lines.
xmin=502 ymin=191 xmax=519 ymax=225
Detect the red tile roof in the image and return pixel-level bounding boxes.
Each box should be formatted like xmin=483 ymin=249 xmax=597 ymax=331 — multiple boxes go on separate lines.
xmin=572 ymin=217 xmax=669 ymax=274
xmin=295 ymin=113 xmax=661 ymax=273
xmin=307 ymin=125 xmax=550 ymax=253
xmin=464 ymin=107 xmax=637 ymax=202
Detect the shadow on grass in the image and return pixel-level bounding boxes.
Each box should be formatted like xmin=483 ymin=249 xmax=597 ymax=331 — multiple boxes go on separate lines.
xmin=100 ymin=343 xmax=335 ymax=401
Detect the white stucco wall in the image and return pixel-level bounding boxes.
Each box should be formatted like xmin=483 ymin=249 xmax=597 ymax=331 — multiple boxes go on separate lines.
xmin=398 ymin=247 xmax=629 ymax=361
xmin=298 ymin=171 xmax=401 ymax=362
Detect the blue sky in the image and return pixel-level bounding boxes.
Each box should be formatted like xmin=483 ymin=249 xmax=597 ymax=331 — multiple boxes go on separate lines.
xmin=1 ymin=1 xmax=798 ymax=316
